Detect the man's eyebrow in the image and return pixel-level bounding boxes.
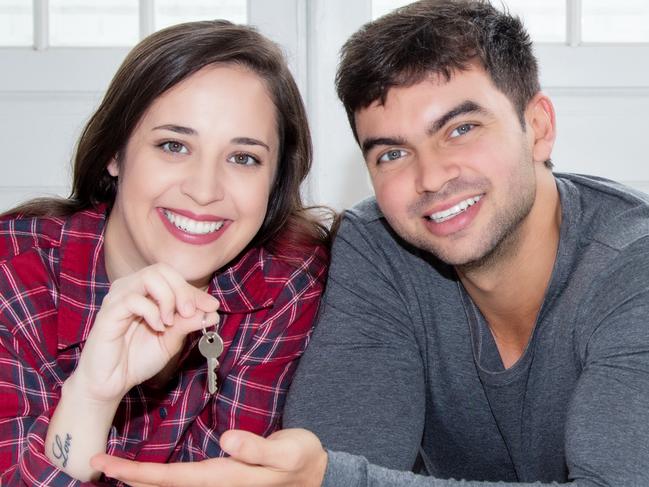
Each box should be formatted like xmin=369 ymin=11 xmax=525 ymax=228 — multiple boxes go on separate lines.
xmin=360 ymin=101 xmax=488 ymax=157
xmin=361 ymin=136 xmax=407 ymax=158
xmin=153 ymin=124 xmax=197 ymax=135
xmin=427 ymin=100 xmax=489 ymax=136
xmin=231 ymin=137 xmax=270 ymax=152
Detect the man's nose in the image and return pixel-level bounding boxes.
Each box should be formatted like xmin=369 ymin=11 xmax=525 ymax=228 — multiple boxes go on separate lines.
xmin=413 ymin=153 xmax=460 ymax=194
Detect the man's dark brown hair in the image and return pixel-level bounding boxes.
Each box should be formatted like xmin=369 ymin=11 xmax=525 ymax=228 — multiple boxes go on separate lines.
xmin=336 ymin=0 xmax=540 ymax=141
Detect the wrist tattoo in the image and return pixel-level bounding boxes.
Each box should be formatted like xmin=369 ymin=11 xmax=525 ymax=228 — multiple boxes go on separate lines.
xmin=52 ymin=433 xmax=72 ymax=467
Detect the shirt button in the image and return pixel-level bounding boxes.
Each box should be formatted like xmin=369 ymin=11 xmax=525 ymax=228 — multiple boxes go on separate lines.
xmin=159 ymin=407 xmax=168 ymax=419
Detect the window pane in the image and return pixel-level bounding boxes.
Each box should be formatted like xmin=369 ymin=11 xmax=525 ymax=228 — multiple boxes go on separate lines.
xmin=155 ymin=0 xmax=247 ymax=30
xmin=0 ymin=0 xmax=32 ymax=46
xmin=50 ymin=0 xmax=138 ymax=46
xmin=372 ymin=0 xmax=565 ymax=43
xmin=372 ymin=0 xmax=411 ymax=19
xmin=582 ymin=0 xmax=649 ymax=43
xmin=498 ymin=1 xmax=565 ymax=43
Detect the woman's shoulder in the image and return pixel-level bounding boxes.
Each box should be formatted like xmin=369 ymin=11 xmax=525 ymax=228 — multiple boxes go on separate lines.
xmin=263 ymin=233 xmax=329 ymax=283
xmin=0 ymin=212 xmax=67 ymax=264
xmin=0 ymin=206 xmax=106 ymax=264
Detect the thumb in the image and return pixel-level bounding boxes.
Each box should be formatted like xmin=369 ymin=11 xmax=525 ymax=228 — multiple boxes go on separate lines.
xmin=220 ymin=430 xmax=283 ymax=468
xmin=169 ymin=310 xmax=220 ymax=337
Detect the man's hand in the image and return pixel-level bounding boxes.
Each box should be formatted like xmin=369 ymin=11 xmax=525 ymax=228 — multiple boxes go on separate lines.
xmin=91 ymin=428 xmax=328 ymax=487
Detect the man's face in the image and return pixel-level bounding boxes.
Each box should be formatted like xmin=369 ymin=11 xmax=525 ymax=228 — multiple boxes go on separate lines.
xmin=355 ymin=64 xmax=541 ymax=268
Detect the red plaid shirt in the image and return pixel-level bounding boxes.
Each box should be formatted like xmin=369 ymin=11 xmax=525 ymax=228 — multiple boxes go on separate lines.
xmin=0 ymin=206 xmax=327 ymax=486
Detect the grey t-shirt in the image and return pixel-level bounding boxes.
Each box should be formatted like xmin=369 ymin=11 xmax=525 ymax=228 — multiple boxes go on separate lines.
xmin=284 ymin=174 xmax=649 ymax=486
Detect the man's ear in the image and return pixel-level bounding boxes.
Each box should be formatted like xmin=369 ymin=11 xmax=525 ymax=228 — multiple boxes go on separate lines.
xmin=525 ymin=92 xmax=556 ymax=164
xmin=107 ymin=157 xmax=119 ymax=177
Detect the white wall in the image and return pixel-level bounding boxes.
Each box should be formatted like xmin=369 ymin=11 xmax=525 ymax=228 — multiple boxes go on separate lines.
xmin=1 ymin=1 xmax=648 ymax=212
xmin=0 ymin=48 xmax=126 ymax=211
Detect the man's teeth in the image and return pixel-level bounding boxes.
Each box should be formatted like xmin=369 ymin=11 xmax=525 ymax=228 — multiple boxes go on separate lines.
xmin=429 ymin=195 xmax=482 ymax=223
xmin=164 ymin=210 xmax=224 ymax=235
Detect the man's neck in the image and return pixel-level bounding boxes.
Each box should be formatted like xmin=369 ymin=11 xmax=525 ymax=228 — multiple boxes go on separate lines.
xmin=457 ymin=169 xmax=561 ymax=368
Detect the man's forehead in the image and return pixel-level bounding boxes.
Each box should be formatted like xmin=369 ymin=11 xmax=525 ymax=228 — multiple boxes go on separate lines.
xmin=368 ymin=65 xmax=487 ymax=107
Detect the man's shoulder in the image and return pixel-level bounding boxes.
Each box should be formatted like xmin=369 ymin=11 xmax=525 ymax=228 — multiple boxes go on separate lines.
xmin=333 ymin=196 xmax=449 ymax=276
xmin=337 ymin=196 xmax=402 ymax=251
xmin=558 ymin=173 xmax=649 ymax=252
xmin=335 ymin=196 xmax=386 ymax=243
xmin=345 ymin=196 xmax=383 ymax=223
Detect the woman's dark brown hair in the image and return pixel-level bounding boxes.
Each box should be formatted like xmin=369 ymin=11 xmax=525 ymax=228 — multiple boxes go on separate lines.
xmin=8 ymin=20 xmax=331 ymax=254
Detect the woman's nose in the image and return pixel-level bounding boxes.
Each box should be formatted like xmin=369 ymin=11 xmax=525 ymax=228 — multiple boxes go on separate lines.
xmin=180 ymin=160 xmax=226 ymax=205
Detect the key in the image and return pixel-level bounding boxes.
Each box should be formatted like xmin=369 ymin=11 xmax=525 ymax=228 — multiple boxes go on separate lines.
xmin=198 ymin=331 xmax=224 ymax=394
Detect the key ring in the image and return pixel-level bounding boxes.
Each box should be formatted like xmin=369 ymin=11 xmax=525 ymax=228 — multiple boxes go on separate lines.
xmin=201 ymin=313 xmax=208 ymax=336
xmin=201 ymin=312 xmax=220 ymax=337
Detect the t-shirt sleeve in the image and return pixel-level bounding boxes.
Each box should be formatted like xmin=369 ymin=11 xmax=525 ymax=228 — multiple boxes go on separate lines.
xmin=563 ymin=240 xmax=649 ymax=485
xmin=284 ymin=213 xmax=427 ymax=471
xmin=323 ymin=450 xmax=561 ymax=486
xmin=289 ymin=213 xmax=649 ymax=486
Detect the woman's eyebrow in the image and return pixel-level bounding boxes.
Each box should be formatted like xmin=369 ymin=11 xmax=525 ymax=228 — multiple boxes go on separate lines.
xmin=153 ymin=124 xmax=197 ymax=135
xmin=231 ymin=137 xmax=270 ymax=152
xmin=151 ymin=127 xmax=270 ymax=152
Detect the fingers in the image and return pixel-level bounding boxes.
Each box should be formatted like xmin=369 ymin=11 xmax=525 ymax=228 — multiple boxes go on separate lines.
xmin=151 ymin=264 xmax=212 ymax=319
xmin=91 ymin=454 xmax=171 ymax=486
xmin=147 ymin=264 xmax=220 ymax=323
xmin=221 ymin=428 xmax=328 ymax=484
xmin=105 ymin=263 xmax=220 ymax=327
xmin=167 ymin=310 xmax=220 ymax=339
xmin=135 ymin=267 xmax=177 ymax=326
xmin=220 ymin=430 xmax=286 ymax=469
xmin=92 ymin=437 xmax=327 ymax=487
xmin=91 ymin=453 xmax=220 ymax=487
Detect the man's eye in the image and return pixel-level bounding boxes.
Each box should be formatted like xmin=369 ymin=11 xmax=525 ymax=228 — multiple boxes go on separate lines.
xmin=160 ymin=141 xmax=189 ymax=154
xmin=378 ymin=149 xmax=407 ymax=163
xmin=450 ymin=124 xmax=476 ymax=138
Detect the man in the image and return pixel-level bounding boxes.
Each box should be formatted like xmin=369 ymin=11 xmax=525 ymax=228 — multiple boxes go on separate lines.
xmin=93 ymin=1 xmax=649 ymax=485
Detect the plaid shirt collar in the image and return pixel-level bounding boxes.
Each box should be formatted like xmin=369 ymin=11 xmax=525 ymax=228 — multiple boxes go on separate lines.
xmin=56 ymin=206 xmax=280 ymax=350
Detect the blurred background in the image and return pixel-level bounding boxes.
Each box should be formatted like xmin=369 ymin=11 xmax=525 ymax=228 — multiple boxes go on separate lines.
xmin=1 ymin=0 xmax=649 ymax=211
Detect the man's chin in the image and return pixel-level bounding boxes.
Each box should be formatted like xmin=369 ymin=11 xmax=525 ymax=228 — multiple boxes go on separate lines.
xmin=417 ymin=239 xmax=505 ymax=272
xmin=432 ymin=249 xmax=487 ymax=268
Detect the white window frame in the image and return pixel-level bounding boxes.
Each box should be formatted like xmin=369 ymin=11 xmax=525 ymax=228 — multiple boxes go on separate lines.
xmin=0 ymin=0 xmax=305 ymax=93
xmin=302 ymin=0 xmax=649 ymax=209
xmin=2 ymin=0 xmax=648 ymax=210
xmin=0 ymin=0 xmax=307 ymax=211
xmin=537 ymin=0 xmax=649 ymax=92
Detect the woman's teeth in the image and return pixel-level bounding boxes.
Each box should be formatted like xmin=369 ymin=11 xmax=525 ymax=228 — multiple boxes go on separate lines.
xmin=164 ymin=210 xmax=224 ymax=235
xmin=429 ymin=195 xmax=482 ymax=223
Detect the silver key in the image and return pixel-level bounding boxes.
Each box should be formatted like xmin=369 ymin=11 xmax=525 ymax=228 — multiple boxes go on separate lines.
xmin=198 ymin=331 xmax=224 ymax=394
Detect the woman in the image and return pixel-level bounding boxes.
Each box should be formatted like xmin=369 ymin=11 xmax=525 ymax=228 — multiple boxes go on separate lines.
xmin=0 ymin=20 xmax=329 ymax=484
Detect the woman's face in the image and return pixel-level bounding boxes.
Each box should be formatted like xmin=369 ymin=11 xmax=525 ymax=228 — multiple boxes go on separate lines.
xmin=105 ymin=64 xmax=279 ymax=288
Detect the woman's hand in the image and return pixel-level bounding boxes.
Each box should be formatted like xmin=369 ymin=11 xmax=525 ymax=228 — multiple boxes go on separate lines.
xmin=71 ymin=262 xmax=219 ymax=404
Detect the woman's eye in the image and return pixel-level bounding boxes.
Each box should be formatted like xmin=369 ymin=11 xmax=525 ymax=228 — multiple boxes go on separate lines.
xmin=160 ymin=141 xmax=189 ymax=154
xmin=229 ymin=153 xmax=259 ymax=166
xmin=378 ymin=149 xmax=407 ymax=164
xmin=450 ymin=123 xmax=476 ymax=138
